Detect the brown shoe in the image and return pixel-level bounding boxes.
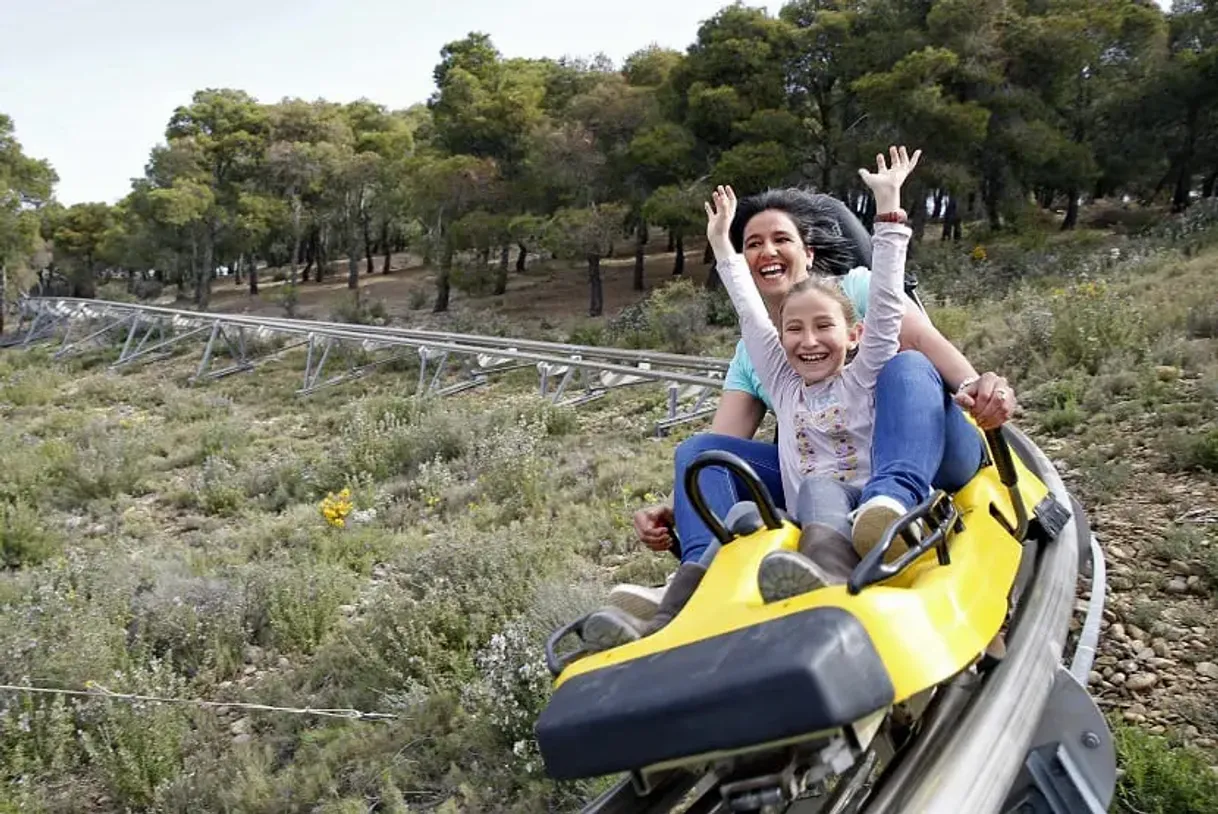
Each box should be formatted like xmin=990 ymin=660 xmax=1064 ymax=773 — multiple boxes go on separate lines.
xmin=582 ymin=562 xmax=706 ymax=652
xmin=758 ymin=523 xmax=860 ymax=603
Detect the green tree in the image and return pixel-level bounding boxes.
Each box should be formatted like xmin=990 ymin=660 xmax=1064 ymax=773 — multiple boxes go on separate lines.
xmin=429 ymin=34 xmax=546 ymax=166
xmin=48 ymin=202 xmax=115 ymax=298
xmin=164 ymin=88 xmax=269 ymax=307
xmin=0 ymin=113 xmax=56 ymax=332
xmin=642 ymin=184 xmax=706 ymax=277
xmin=405 ymin=154 xmax=498 ymax=311
xmin=543 ymin=203 xmax=628 ymax=316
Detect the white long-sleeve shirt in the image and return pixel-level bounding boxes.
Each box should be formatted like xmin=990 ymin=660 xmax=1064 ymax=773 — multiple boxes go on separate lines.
xmin=716 ymin=222 xmax=912 ymax=507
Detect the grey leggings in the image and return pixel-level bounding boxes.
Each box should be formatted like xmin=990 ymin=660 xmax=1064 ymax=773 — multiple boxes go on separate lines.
xmin=792 ymin=476 xmax=863 ymax=581
xmin=696 ymin=475 xmax=863 ymax=581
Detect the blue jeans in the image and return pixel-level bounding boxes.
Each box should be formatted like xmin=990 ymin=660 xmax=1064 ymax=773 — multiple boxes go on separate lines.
xmin=672 ymin=351 xmax=985 ymax=565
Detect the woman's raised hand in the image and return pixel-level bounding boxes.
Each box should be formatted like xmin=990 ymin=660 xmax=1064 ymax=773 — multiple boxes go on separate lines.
xmin=953 ymin=371 xmax=1017 ymax=430
xmin=858 ymin=146 xmax=921 ymax=214
xmin=704 ymin=185 xmax=737 ymax=255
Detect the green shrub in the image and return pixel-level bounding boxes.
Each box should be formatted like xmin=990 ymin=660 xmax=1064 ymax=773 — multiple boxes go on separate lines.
xmin=1114 ymin=723 xmax=1218 ymax=814
xmin=242 ymin=564 xmax=359 ymax=656
xmin=0 ymin=499 xmax=62 ymax=567
xmin=1160 ymin=428 xmax=1218 ymax=473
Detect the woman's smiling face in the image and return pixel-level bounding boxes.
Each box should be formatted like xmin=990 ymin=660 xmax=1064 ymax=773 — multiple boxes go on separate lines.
xmin=741 ymin=209 xmax=814 ymax=302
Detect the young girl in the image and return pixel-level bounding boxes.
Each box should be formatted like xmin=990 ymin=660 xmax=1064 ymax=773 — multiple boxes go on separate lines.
xmin=707 ymin=145 xmax=919 ymax=603
xmin=578 ymin=147 xmax=920 ymax=652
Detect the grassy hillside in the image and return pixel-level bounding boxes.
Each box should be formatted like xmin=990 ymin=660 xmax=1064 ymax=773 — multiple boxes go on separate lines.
xmin=3 ymin=204 xmax=1218 ymax=812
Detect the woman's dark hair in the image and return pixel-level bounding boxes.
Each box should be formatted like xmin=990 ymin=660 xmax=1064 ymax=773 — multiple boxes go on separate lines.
xmin=728 ymin=188 xmax=860 ymax=277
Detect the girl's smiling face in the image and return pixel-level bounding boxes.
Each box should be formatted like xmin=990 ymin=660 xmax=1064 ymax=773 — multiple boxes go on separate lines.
xmin=780 ymin=284 xmax=861 ymax=384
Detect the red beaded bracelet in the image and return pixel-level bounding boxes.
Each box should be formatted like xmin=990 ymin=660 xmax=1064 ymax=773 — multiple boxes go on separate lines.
xmin=875 ymin=209 xmax=908 ymax=224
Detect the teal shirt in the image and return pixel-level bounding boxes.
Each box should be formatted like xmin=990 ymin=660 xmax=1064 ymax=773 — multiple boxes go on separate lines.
xmin=722 ymin=267 xmax=874 ymax=412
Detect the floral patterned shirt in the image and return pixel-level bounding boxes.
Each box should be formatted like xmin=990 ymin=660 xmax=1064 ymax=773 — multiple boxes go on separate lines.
xmin=715 ymin=222 xmax=912 ymax=506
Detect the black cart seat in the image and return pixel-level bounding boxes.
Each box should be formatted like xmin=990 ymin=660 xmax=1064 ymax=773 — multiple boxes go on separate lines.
xmin=535 ymin=606 xmax=895 ymax=780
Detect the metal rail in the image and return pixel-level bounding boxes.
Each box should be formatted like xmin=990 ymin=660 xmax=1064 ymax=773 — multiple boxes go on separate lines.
xmin=16 ymin=296 xmax=730 ymax=371
xmin=11 ymin=297 xmax=721 ymax=389
xmin=862 ymin=426 xmax=1086 ymax=813
xmin=7 ymin=296 xmax=727 ymax=433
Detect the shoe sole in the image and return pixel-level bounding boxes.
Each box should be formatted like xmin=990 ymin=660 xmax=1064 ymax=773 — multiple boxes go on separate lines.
xmin=581 ymin=608 xmax=642 ymax=653
xmin=606 ymin=585 xmax=663 ymax=621
xmin=852 ymin=506 xmax=907 ymax=564
xmin=758 ymin=551 xmax=829 ymax=603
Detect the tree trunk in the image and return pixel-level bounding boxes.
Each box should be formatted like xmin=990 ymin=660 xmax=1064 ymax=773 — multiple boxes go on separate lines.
xmin=932 ymin=189 xmax=944 ymax=220
xmin=233 ymin=256 xmax=243 ymax=286
xmin=363 ymin=214 xmax=375 ymax=274
xmin=704 ymin=261 xmax=722 ymax=291
xmin=909 ymin=184 xmax=927 ymax=242
xmin=316 ymin=231 xmax=327 ymax=282
xmin=516 ymin=242 xmax=527 ymax=272
xmin=941 ymin=197 xmax=961 ymax=241
xmin=666 ymin=231 xmax=675 ymax=252
xmin=633 ymin=220 xmax=647 ymax=292
xmin=347 ymin=218 xmax=361 ymax=291
xmin=248 ymin=255 xmax=259 ymax=296
xmin=1061 ymin=190 xmax=1079 ymax=230
xmin=1171 ymin=102 xmax=1199 ymax=214
xmin=703 ymin=243 xmax=713 ymax=264
xmin=289 ymin=196 xmax=302 ymax=285
xmin=494 ymin=244 xmax=510 ymax=295
xmin=196 ymin=226 xmax=215 ymax=310
xmin=0 ymin=263 xmax=6 ymax=335
xmin=983 ymin=172 xmax=1002 ymax=231
xmin=587 ymin=254 xmax=603 ymax=317
xmin=1172 ymin=162 xmax=1193 ymax=213
xmin=672 ymin=232 xmax=685 ymax=276
xmin=301 ymin=229 xmax=314 ymax=282
xmin=381 ymin=221 xmax=392 ymax=273
xmin=433 ymin=243 xmax=453 ymax=312
xmin=1202 ymin=169 xmax=1217 ymax=199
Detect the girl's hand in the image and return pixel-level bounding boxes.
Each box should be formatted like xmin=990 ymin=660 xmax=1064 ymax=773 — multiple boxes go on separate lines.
xmin=859 ymin=146 xmax=921 ymax=214
xmin=704 ymin=185 xmax=737 ymax=255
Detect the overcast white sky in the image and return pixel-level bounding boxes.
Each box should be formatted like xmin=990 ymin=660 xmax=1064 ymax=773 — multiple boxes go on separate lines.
xmin=1 ymin=0 xmax=1171 ymax=206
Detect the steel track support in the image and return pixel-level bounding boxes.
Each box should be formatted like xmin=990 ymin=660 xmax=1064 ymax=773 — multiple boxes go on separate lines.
xmin=298 ymin=335 xmax=407 ymax=396
xmin=655 ymin=379 xmax=721 ymax=436
xmin=1 ymin=308 xmax=56 ymax=348
xmin=191 ymin=322 xmax=257 ymax=382
xmin=107 ymin=325 xmax=210 ymax=370
xmin=999 ymin=667 xmax=1116 ymax=814
xmin=416 ymin=346 xmax=450 ymax=396
xmin=111 ymin=319 xmax=165 ymax=367
xmin=53 ymin=312 xmax=136 ymax=360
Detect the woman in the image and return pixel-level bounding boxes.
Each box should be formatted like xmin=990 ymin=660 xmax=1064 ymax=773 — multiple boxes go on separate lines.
xmin=605 ymin=188 xmax=1017 ymax=634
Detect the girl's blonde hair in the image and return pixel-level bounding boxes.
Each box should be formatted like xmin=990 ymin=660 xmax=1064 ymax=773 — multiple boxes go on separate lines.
xmin=779 ymin=277 xmax=857 ymax=324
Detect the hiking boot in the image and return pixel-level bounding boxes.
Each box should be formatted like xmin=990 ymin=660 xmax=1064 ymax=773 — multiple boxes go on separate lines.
xmin=582 ymin=562 xmax=706 ymax=653
xmin=758 ymin=523 xmax=859 ymax=603
xmin=851 ymin=496 xmax=911 ymax=564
